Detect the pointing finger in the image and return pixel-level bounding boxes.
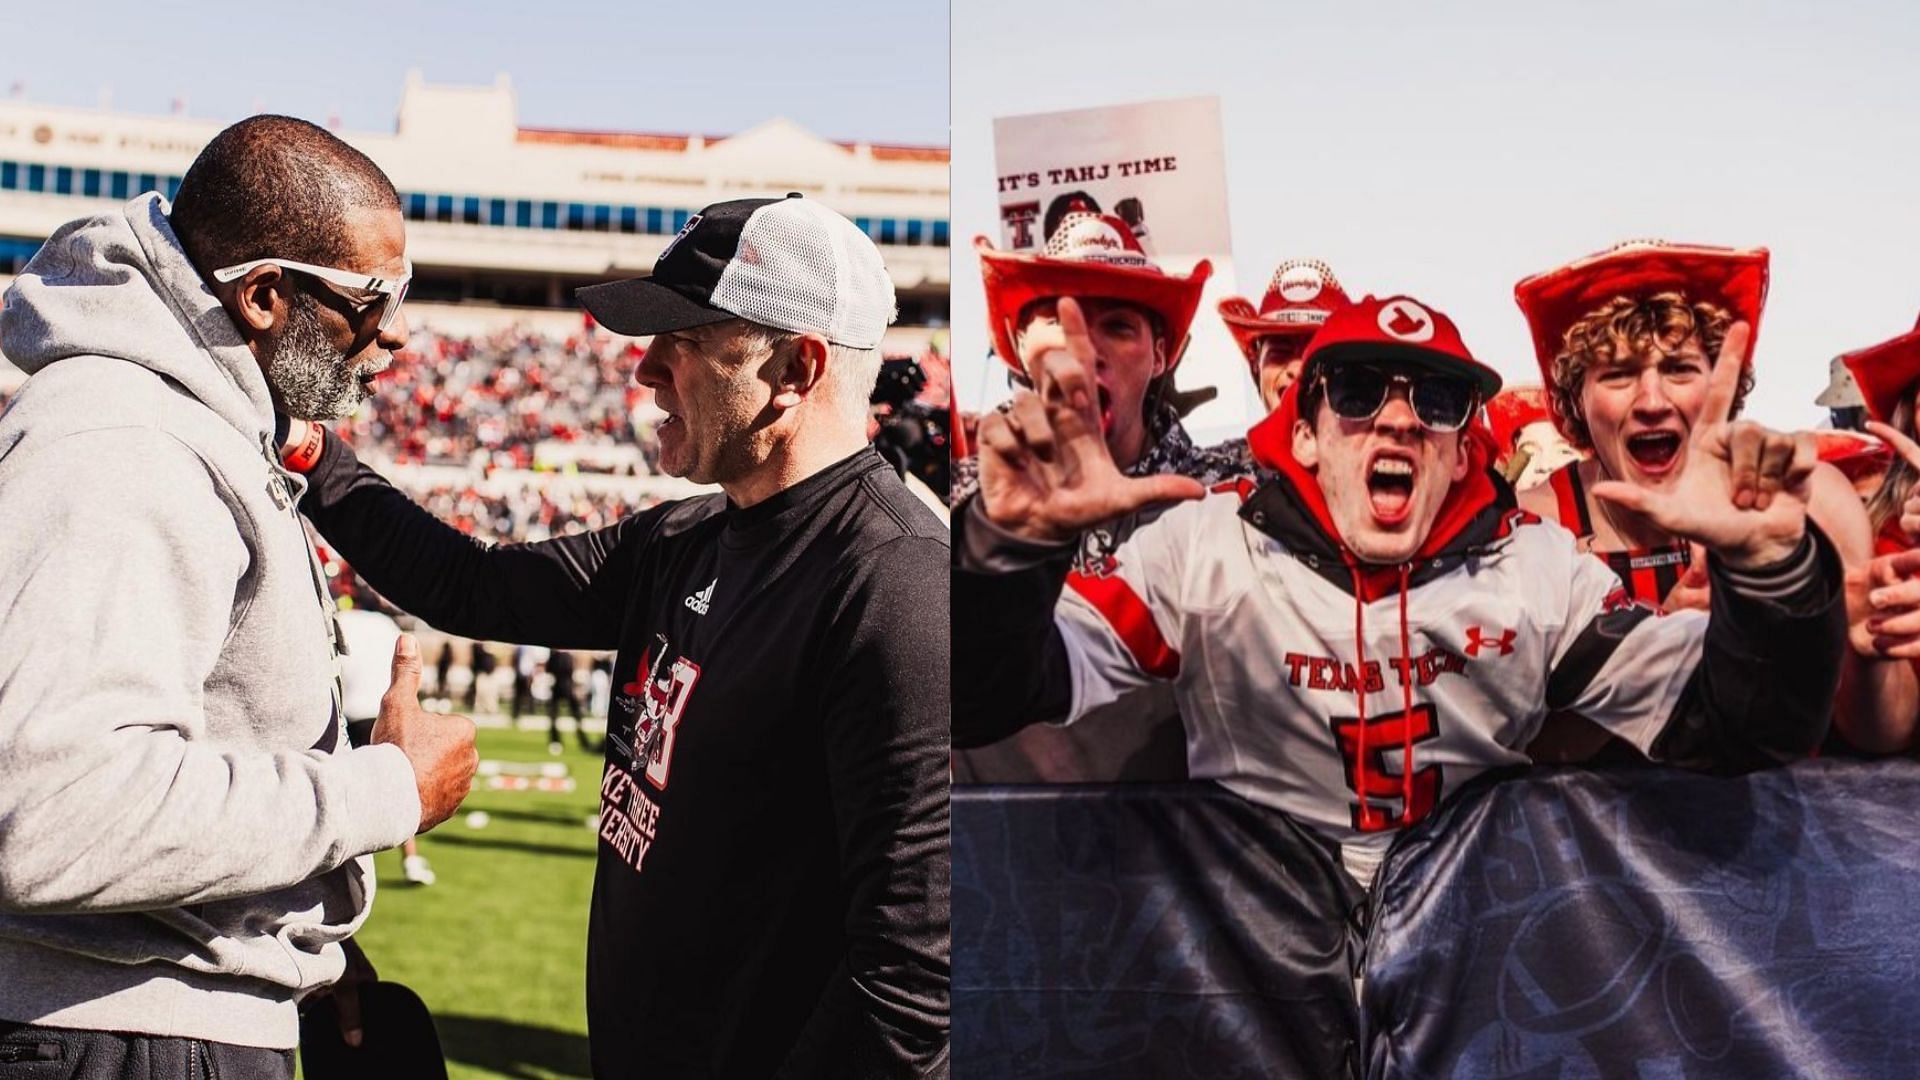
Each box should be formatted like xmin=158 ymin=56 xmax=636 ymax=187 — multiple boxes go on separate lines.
xmin=1037 ymin=308 xmax=1098 ymax=426
xmin=1052 ymin=298 xmax=1102 ymax=424
xmin=1700 ymin=321 xmax=1751 ymax=431
xmin=1867 ymin=421 xmax=1920 ymax=473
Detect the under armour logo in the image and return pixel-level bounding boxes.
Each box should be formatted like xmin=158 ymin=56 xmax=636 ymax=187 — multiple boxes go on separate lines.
xmin=684 ymin=578 xmax=716 ymax=615
xmin=1378 ymin=299 xmax=1436 ymax=343
xmin=1464 ymin=626 xmax=1515 ymax=657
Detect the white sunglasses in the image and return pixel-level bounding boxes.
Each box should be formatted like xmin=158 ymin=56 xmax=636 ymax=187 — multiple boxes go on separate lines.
xmin=212 ymin=257 xmax=412 ymax=333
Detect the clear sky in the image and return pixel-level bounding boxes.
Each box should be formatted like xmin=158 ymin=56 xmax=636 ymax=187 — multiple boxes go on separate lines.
xmin=953 ymin=0 xmax=1920 ymax=437
xmin=1 ymin=0 xmax=948 ymax=146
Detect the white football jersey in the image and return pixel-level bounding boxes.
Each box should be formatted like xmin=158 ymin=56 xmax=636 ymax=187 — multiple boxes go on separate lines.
xmin=1053 ymin=488 xmax=1705 ymax=883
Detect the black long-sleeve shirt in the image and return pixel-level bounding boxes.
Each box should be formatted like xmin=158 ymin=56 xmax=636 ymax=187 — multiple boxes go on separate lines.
xmin=301 ymin=434 xmax=950 ymax=1079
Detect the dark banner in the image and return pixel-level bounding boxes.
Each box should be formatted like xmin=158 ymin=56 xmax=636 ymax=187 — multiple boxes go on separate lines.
xmin=952 ymin=784 xmax=1362 ymax=1079
xmin=1364 ymin=760 xmax=1920 ymax=1079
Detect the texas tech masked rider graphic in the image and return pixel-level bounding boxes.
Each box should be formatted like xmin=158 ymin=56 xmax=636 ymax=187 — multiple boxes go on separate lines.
xmin=953 ymin=293 xmax=1843 ymax=885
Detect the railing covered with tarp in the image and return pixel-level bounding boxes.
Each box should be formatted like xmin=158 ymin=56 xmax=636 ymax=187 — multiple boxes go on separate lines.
xmin=954 ymin=760 xmax=1920 ymax=1079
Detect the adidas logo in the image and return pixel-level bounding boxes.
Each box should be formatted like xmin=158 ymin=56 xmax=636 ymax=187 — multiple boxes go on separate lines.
xmin=684 ymin=578 xmax=716 ymax=615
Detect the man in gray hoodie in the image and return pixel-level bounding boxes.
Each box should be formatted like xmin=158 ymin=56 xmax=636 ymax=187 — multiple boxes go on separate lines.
xmin=0 ymin=116 xmax=476 ymax=1078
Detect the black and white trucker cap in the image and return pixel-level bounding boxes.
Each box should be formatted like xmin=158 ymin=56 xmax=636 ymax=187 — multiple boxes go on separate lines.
xmin=577 ymin=194 xmax=896 ymax=349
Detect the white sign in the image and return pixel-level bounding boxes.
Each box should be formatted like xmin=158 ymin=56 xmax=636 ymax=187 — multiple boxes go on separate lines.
xmin=986 ymin=96 xmax=1247 ymax=439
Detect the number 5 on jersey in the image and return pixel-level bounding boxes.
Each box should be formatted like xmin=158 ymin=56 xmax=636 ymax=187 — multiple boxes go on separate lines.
xmin=1330 ymin=703 xmax=1443 ymax=832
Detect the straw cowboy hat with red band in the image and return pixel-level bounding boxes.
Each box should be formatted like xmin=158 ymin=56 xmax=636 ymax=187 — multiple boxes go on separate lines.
xmin=977 ymin=212 xmax=1212 ymax=381
xmin=1218 ymin=258 xmax=1353 ymax=368
xmin=1514 ymin=240 xmax=1769 ymax=439
xmin=1301 ymin=294 xmax=1504 ymax=399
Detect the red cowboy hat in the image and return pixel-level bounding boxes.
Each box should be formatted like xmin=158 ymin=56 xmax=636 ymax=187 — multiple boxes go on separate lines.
xmin=1302 ymin=293 xmax=1503 ymax=398
xmin=1482 ymin=385 xmax=1553 ymax=452
xmin=1811 ymin=429 xmax=1893 ymax=485
xmin=1217 ymin=258 xmax=1352 ymax=368
xmin=1839 ymin=314 xmax=1920 ymax=425
xmin=977 ymin=212 xmax=1212 ymax=380
xmin=1514 ymin=240 xmax=1769 ymax=433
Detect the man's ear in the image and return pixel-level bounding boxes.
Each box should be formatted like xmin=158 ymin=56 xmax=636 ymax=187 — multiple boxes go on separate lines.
xmin=1152 ymin=336 xmax=1170 ymax=379
xmin=771 ymin=333 xmax=831 ymax=410
xmin=1452 ymin=431 xmax=1473 ymax=482
xmin=1292 ymin=416 xmax=1318 ymax=469
xmin=225 ymin=265 xmax=291 ymax=338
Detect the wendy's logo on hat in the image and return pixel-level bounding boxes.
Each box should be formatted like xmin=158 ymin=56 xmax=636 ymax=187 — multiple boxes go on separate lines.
xmin=1278 ymin=264 xmax=1327 ymax=303
xmin=1042 ymin=213 xmax=1152 ymax=267
xmin=1379 ymin=299 xmax=1434 ymax=342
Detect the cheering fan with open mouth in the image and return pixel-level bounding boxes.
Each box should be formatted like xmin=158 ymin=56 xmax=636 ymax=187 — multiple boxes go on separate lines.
xmin=1515 ymin=240 xmax=1917 ymax=757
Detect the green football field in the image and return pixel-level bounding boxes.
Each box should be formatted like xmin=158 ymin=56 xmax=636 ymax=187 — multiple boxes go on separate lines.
xmin=329 ymin=725 xmax=605 ymax=1080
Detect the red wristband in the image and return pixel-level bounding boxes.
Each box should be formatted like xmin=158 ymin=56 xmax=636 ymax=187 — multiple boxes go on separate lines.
xmin=282 ymin=422 xmax=325 ymax=473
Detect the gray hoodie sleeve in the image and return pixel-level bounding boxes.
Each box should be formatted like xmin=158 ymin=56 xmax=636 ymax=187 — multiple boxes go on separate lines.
xmin=0 ymin=426 xmax=421 ymax=913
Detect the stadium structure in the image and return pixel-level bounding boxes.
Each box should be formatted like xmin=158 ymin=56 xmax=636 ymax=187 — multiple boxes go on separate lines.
xmin=0 ymin=72 xmax=951 ymax=620
xmin=0 ymin=70 xmax=950 ymax=391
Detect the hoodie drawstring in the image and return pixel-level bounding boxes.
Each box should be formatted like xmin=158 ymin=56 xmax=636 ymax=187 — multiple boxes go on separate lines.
xmin=1348 ymin=564 xmax=1379 ymax=831
xmin=1349 ymin=561 xmax=1419 ymax=832
xmin=1398 ymin=563 xmax=1415 ymax=818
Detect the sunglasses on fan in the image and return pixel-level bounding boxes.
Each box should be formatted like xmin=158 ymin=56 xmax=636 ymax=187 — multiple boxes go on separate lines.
xmin=1317 ymin=362 xmax=1479 ymax=432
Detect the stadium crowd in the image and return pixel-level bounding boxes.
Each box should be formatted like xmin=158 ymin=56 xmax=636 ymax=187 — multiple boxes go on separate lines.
xmin=315 ymin=481 xmax=664 ymax=610
xmin=342 ymin=321 xmax=661 ymax=472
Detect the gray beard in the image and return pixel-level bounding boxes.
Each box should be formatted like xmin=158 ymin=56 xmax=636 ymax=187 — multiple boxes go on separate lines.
xmin=263 ymin=294 xmax=367 ymax=421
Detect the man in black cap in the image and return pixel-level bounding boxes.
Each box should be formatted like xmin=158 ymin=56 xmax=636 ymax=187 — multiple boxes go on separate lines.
xmin=281 ymin=195 xmax=951 ymax=1078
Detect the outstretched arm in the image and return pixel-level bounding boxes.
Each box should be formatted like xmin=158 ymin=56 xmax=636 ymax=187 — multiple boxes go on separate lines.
xmin=1662 ymin=529 xmax=1845 ymax=768
xmin=294 ymin=423 xmax=649 ymax=649
xmin=954 ymin=298 xmax=1202 ymax=746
